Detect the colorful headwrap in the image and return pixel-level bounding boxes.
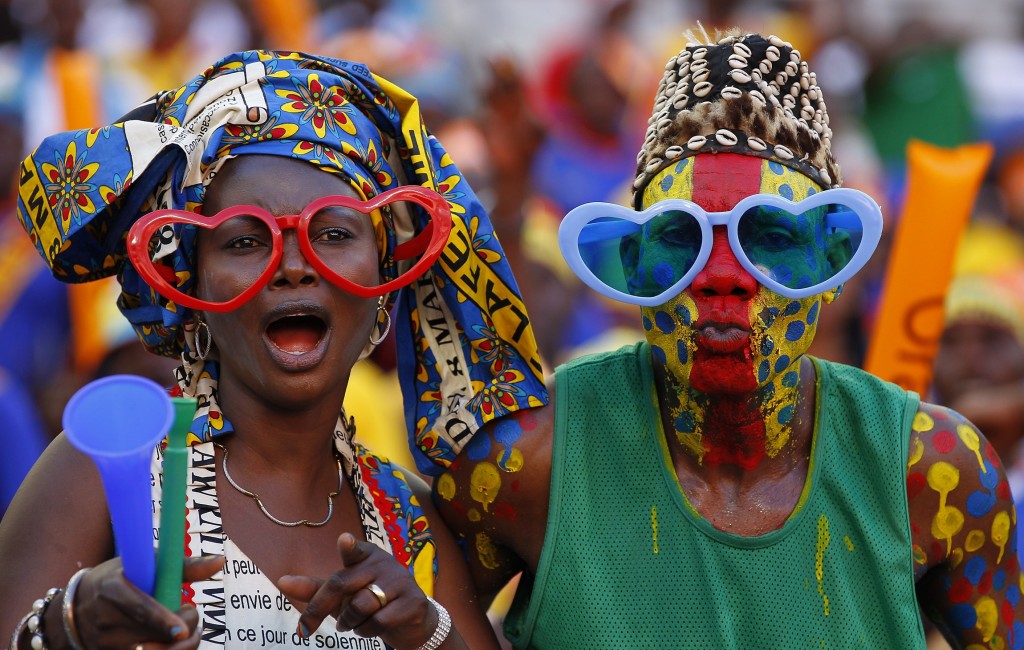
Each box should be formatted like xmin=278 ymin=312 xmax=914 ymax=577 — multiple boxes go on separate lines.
xmin=633 ymin=31 xmax=842 ymax=207
xmin=17 ymin=50 xmax=547 ymax=474
xmin=945 ymin=272 xmax=1024 ymax=343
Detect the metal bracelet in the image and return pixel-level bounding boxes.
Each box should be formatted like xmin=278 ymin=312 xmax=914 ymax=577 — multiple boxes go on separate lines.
xmin=416 ymin=598 xmax=452 ymax=650
xmin=8 ymin=613 xmax=32 ymax=650
xmin=62 ymin=569 xmax=90 ymax=650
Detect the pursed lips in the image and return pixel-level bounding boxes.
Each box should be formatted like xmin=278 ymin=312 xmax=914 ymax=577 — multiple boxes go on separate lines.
xmin=693 ymin=303 xmax=751 ymax=354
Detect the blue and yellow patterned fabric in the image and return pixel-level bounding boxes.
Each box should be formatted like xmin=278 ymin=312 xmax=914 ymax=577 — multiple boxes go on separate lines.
xmin=16 ymin=50 xmax=547 ymax=473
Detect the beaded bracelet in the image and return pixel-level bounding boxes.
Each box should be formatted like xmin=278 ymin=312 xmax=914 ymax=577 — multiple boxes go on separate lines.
xmin=417 ymin=598 xmax=452 ymax=650
xmin=25 ymin=588 xmax=61 ymax=650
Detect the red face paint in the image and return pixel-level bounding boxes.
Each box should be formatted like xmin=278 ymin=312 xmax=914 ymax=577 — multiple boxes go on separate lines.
xmin=684 ymin=155 xmax=768 ymax=468
xmin=700 ymin=414 xmax=771 ymax=469
xmin=687 ymin=154 xmax=763 ymax=394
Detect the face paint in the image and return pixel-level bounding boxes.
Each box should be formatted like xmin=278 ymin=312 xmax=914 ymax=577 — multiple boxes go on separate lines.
xmin=641 ymin=154 xmax=827 ymax=468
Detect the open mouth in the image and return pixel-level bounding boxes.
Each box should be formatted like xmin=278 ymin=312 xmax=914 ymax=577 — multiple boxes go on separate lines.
xmin=266 ymin=314 xmax=328 ymax=356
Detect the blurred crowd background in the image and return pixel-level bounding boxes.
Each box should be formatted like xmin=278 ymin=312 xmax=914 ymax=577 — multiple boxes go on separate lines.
xmin=4 ymin=0 xmax=1024 ymax=497
xmin=4 ymin=3 xmax=1024 ymax=642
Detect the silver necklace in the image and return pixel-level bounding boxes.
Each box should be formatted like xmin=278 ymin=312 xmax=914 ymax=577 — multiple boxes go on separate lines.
xmin=216 ymin=443 xmax=342 ymax=528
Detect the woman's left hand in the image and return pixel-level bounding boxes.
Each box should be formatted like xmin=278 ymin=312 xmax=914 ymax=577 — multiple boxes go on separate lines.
xmin=277 ymin=533 xmax=439 ymax=649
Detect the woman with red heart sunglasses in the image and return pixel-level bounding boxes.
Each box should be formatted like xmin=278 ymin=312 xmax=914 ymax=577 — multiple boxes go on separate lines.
xmin=1 ymin=51 xmax=548 ymax=650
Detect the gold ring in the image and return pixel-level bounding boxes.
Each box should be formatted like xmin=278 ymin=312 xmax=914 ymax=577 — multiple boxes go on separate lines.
xmin=366 ymin=583 xmax=387 ymax=608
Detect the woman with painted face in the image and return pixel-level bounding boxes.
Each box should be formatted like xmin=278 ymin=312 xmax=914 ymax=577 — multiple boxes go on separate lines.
xmin=432 ymin=30 xmax=1024 ymax=648
xmin=0 ymin=51 xmax=548 ymax=649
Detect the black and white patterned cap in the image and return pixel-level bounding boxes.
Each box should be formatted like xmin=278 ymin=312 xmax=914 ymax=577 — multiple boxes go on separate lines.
xmin=633 ymin=32 xmax=842 ymax=207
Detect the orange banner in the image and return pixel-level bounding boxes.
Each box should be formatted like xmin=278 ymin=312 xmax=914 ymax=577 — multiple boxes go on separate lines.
xmin=51 ymin=49 xmax=102 ymax=130
xmin=53 ymin=47 xmax=112 ymax=373
xmin=863 ymin=140 xmax=993 ymax=395
xmin=251 ymin=0 xmax=315 ymax=51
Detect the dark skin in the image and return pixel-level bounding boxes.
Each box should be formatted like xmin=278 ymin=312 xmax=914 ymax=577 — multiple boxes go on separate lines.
xmin=437 ymin=157 xmax=1022 ymax=647
xmin=0 ymin=155 xmax=498 ymax=650
xmin=933 ymin=320 xmax=1024 ymax=459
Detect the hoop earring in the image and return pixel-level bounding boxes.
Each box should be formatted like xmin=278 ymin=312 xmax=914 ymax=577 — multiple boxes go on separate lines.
xmin=195 ymin=317 xmax=213 ymax=361
xmin=369 ymin=297 xmax=391 ymax=346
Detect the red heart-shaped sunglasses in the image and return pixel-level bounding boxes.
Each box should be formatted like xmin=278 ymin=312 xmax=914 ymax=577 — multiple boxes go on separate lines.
xmin=126 ymin=185 xmax=452 ymax=312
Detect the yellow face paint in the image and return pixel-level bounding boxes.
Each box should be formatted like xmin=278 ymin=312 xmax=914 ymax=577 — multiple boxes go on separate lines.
xmin=639 ymin=158 xmax=826 ymax=466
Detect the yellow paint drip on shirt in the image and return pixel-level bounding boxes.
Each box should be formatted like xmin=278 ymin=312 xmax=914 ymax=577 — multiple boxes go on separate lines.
xmin=816 ymin=515 xmax=831 ymax=616
xmin=651 ymin=505 xmax=660 ymax=554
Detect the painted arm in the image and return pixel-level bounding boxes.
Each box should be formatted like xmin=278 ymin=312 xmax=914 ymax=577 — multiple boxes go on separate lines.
xmin=432 ymin=393 xmax=556 ymax=606
xmin=408 ymin=470 xmax=503 ymax=650
xmin=908 ymin=401 xmax=1024 ymax=647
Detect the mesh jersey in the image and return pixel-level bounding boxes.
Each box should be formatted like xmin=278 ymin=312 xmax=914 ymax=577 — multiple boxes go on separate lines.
xmin=504 ymin=341 xmax=924 ymax=649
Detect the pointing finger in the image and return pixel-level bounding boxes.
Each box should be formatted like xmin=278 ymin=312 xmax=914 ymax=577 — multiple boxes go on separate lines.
xmin=277 ymin=575 xmax=323 ymax=604
xmin=338 ymin=533 xmax=373 ymax=568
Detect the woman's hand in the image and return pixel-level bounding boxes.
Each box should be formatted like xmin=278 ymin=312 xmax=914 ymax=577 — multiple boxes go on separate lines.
xmin=71 ymin=555 xmax=224 ymax=650
xmin=277 ymin=533 xmax=440 ymax=650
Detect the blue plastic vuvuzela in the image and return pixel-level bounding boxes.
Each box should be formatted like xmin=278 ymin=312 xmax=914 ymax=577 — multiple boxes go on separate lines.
xmin=63 ymin=375 xmax=174 ymax=595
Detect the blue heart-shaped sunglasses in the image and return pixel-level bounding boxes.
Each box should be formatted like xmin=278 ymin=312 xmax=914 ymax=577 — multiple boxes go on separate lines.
xmin=558 ymin=188 xmax=884 ymax=306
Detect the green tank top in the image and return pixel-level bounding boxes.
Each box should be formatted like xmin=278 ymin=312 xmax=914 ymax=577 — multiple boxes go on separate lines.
xmin=504 ymin=341 xmax=924 ymax=649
